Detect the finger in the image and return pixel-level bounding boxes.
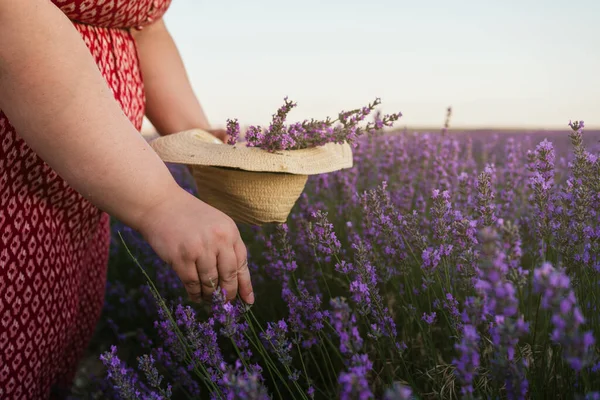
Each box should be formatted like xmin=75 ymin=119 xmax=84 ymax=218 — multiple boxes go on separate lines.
xmin=196 ymin=254 xmax=219 ymax=302
xmin=177 ymin=261 xmax=203 ymax=303
xmin=208 ymin=128 xmax=229 ymax=143
xmin=217 ymin=248 xmax=239 ymax=302
xmin=234 ymin=240 xmax=254 ymax=304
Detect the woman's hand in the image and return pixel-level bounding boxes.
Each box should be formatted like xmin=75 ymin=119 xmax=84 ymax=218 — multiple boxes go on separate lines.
xmin=137 ymin=188 xmax=254 ymax=304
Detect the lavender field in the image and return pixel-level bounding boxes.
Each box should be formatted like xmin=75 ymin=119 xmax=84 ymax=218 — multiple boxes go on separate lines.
xmin=75 ymin=123 xmax=600 ymax=399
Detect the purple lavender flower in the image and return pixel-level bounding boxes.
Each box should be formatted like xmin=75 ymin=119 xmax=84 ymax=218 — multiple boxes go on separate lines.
xmin=260 ymin=320 xmax=293 ymax=367
xmin=454 ymin=322 xmax=480 ymax=397
xmin=212 ymin=289 xmax=252 ymax=360
xmin=431 ymin=189 xmax=452 ymax=244
xmin=499 ymin=221 xmax=528 ymax=286
xmin=282 ymin=279 xmax=328 ymax=348
xmin=238 ymin=97 xmax=401 ymax=151
xmin=422 ymin=312 xmax=437 ymax=325
xmin=533 ymin=262 xmax=595 ymax=371
xmin=568 ymin=120 xmax=585 ymax=133
xmin=498 ymin=138 xmax=523 ymax=219
xmin=153 ymin=301 xmax=186 ymax=364
xmin=456 ymin=171 xmax=475 ymax=214
xmin=174 ymin=305 xmax=224 ymax=371
xmin=475 ymin=228 xmax=529 ymax=399
xmin=226 ymin=118 xmax=240 ymax=145
xmin=527 ymin=139 xmax=556 ymax=254
xmin=138 ymin=354 xmax=173 ymax=399
xmin=476 ymin=165 xmax=498 ymax=227
xmin=421 ymin=188 xmax=456 ymax=276
xmin=100 ymin=346 xmax=151 ymax=400
xmin=338 ymin=354 xmax=374 ymax=400
xmin=348 ymin=241 xmax=399 ymax=344
xmin=262 ymin=224 xmax=299 ymax=281
xmin=359 ymin=181 xmax=410 ymax=278
xmin=245 ymin=125 xmax=264 ymax=146
xmin=434 ymin=292 xmax=463 ymax=332
xmin=329 ymin=297 xmax=364 ymax=356
xmin=152 ymin=347 xmax=202 ymax=397
xmin=217 ymin=361 xmax=271 ymax=400
xmin=384 ymin=382 xmax=414 ymax=400
xmin=307 ymin=210 xmax=341 ymax=263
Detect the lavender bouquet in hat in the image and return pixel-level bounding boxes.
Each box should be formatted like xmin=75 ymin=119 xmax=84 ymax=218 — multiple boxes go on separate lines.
xmin=150 ymin=97 xmax=402 ymax=225
xmin=225 ymin=97 xmax=401 ymax=152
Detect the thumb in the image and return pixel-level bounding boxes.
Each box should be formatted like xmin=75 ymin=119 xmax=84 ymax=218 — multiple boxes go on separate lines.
xmin=207 ymin=128 xmax=229 ymax=143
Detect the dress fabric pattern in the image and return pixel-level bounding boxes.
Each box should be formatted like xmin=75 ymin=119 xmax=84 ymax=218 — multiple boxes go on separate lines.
xmin=0 ymin=1 xmax=171 ymax=398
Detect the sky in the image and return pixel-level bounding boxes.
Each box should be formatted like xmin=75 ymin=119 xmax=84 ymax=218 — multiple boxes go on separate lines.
xmin=156 ymin=0 xmax=600 ymax=130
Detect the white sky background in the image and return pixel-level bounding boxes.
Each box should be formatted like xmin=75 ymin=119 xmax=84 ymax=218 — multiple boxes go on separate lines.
xmin=153 ymin=0 xmax=600 ymax=130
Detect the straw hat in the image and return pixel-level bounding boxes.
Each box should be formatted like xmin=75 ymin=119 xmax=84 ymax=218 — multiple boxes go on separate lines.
xmin=150 ymin=129 xmax=353 ymax=225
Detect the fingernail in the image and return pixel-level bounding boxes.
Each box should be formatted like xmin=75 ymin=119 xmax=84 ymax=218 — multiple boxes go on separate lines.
xmin=247 ymin=292 xmax=255 ymax=304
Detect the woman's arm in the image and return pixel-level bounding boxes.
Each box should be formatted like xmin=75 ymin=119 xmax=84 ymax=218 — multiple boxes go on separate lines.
xmin=0 ymin=0 xmax=253 ymax=304
xmin=132 ymin=19 xmax=214 ymax=136
xmin=0 ymin=0 xmax=175 ymax=227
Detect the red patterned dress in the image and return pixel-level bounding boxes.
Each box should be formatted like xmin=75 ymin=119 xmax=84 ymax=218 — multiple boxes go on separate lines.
xmin=0 ymin=1 xmax=172 ymax=398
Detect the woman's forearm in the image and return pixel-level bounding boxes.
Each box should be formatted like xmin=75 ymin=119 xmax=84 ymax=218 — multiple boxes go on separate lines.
xmin=0 ymin=0 xmax=180 ymax=230
xmin=133 ymin=19 xmax=212 ymax=135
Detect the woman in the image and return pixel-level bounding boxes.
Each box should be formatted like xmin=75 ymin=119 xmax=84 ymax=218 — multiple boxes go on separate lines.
xmin=0 ymin=1 xmax=254 ymax=398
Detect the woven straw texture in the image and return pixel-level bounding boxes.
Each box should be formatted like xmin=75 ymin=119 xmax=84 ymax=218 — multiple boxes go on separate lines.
xmin=191 ymin=166 xmax=308 ymax=225
xmin=150 ymin=129 xmax=353 ymax=175
xmin=150 ymin=129 xmax=353 ymax=225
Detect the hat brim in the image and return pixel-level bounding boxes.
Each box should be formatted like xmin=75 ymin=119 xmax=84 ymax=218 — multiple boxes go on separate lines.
xmin=149 ymin=129 xmax=354 ymax=175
